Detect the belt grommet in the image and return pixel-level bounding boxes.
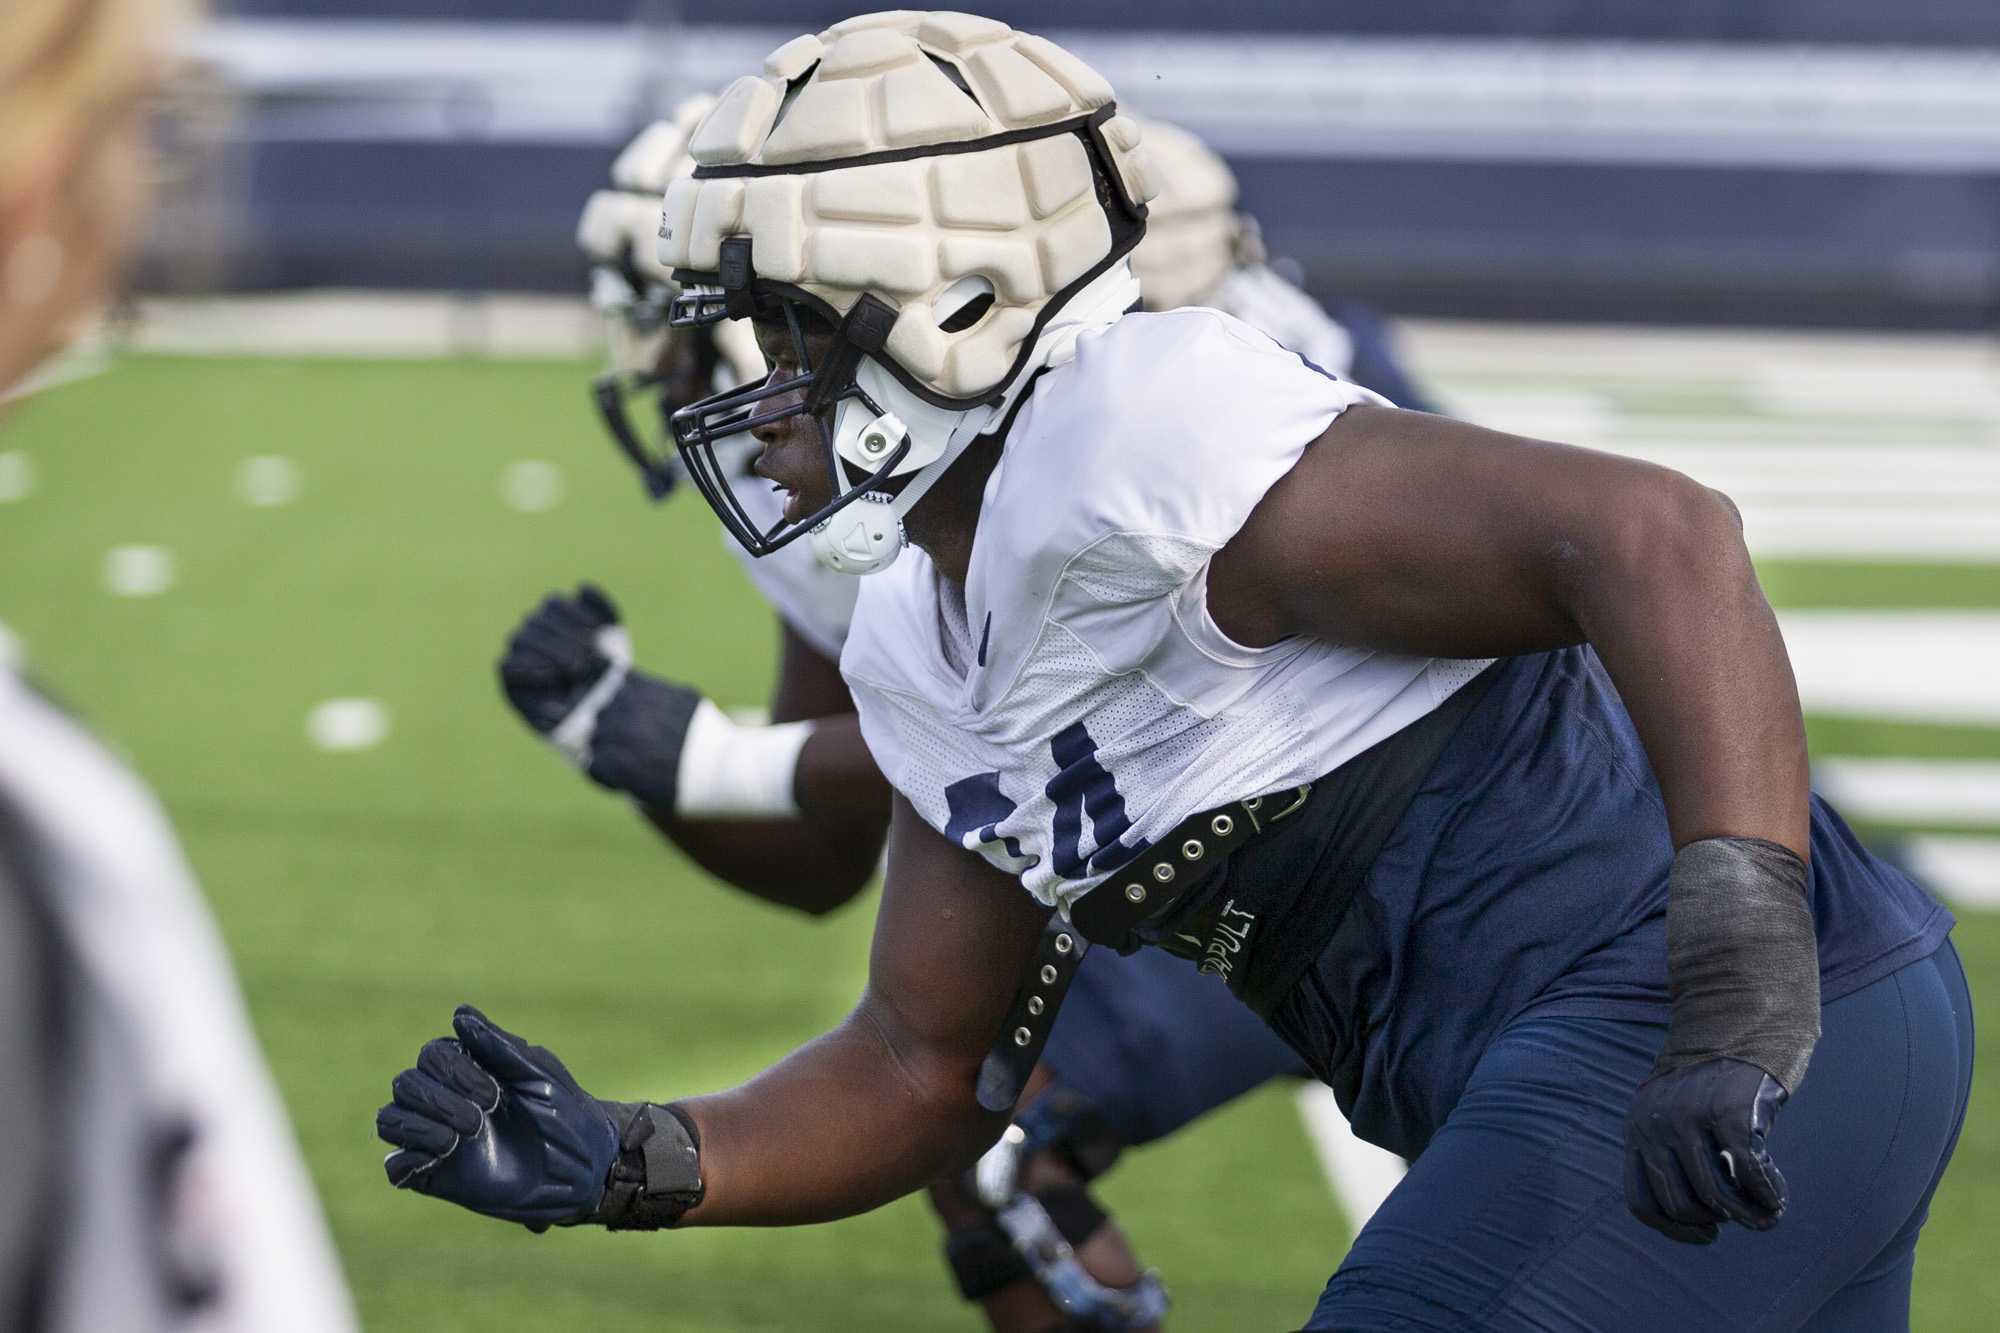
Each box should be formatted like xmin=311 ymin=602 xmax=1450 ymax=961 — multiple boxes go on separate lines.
xmin=1054 ymin=933 xmax=1073 ymax=954
xmin=1211 ymin=814 xmax=1234 ymax=837
xmin=1040 ymin=964 xmax=1058 ymax=985
xmin=1027 ymin=996 xmax=1044 ymax=1015
xmin=1125 ymin=883 xmax=1146 ymax=903
xmin=1182 ymin=839 xmax=1204 ymax=860
xmin=1152 ymin=863 xmax=1175 ymax=884
xmin=1013 ymin=1027 xmax=1032 ymax=1047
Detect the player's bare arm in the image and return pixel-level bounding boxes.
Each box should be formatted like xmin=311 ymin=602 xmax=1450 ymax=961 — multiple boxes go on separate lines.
xmin=1208 ymin=403 xmax=1810 ymax=858
xmin=676 ymin=795 xmax=1044 ymax=1224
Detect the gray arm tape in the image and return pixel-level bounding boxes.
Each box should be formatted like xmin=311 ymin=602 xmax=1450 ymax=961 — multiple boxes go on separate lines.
xmin=1655 ymin=836 xmax=1820 ymax=1093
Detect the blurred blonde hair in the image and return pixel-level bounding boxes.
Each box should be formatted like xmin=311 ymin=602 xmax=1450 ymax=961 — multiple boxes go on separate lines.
xmin=0 ymin=0 xmax=185 ymax=202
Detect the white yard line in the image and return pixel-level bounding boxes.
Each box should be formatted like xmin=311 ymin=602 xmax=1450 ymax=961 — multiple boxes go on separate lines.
xmin=1904 ymin=836 xmax=2000 ymax=910
xmin=1779 ymin=611 xmax=2000 ymax=727
xmin=127 ymin=291 xmax=599 ymax=360
xmin=1293 ymin=1083 xmax=1408 ymax=1236
xmin=1407 ymin=320 xmax=2000 ymax=563
xmin=1815 ymin=758 xmax=2000 ymax=827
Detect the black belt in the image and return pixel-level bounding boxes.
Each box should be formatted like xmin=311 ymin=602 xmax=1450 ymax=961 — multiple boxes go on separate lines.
xmin=974 ymin=787 xmax=1312 ymax=1111
xmin=973 ymin=662 xmax=1506 ymax=1112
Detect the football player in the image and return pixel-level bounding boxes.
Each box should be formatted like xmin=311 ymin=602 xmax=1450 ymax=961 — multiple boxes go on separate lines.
xmin=522 ymin=101 xmax=1433 ymax=1333
xmin=382 ymin=16 xmax=1970 ymax=1330
xmin=1 ymin=1 xmax=358 ymax=1329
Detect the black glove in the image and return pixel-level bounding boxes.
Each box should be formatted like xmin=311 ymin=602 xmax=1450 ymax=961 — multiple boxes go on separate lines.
xmin=376 ymin=1005 xmax=704 ymax=1232
xmin=497 ymin=584 xmax=699 ymax=809
xmin=1624 ymin=1057 xmax=1789 ymax=1245
xmin=376 ymin=1005 xmax=620 ymax=1229
xmin=1623 ymin=836 xmax=1816 ymax=1245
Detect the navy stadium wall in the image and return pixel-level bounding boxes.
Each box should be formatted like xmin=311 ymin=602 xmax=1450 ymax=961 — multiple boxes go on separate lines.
xmin=168 ymin=4 xmax=2000 ymax=328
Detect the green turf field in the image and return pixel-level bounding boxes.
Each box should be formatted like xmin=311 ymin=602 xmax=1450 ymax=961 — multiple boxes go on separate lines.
xmin=0 ymin=353 xmax=1992 ymax=1330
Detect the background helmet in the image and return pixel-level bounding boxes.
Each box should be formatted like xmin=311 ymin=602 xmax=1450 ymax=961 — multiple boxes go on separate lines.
xmin=1125 ymin=116 xmax=1241 ymax=315
xmin=658 ymin=11 xmax=1158 ymax=572
xmin=576 ymin=96 xmax=767 ymax=499
xmin=1121 ymin=116 xmax=1357 ymax=380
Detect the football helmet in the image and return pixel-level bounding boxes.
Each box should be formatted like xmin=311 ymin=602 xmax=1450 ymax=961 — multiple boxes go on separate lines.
xmin=577 ymin=96 xmax=767 ymax=499
xmin=659 ymin=11 xmax=1158 ymax=573
xmin=1125 ymin=116 xmax=1241 ymax=315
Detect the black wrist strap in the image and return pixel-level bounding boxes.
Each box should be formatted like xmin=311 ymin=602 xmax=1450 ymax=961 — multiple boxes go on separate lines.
xmin=579 ymin=1101 xmax=704 ymax=1230
xmin=1653 ymin=836 xmax=1820 ymax=1093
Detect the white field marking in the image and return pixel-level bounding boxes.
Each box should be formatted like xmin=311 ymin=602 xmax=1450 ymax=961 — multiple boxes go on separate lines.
xmin=1815 ymin=759 xmax=2000 ymax=827
xmin=0 ymin=452 xmax=32 ymax=501
xmin=499 ymin=460 xmax=565 ymax=512
xmin=129 ymin=291 xmax=599 ymax=360
xmin=235 ymin=455 xmax=302 ymax=507
xmin=1294 ymin=1082 xmax=1408 ymax=1235
xmin=1903 ymin=836 xmax=2000 ymax=910
xmin=102 ymin=546 xmax=176 ymax=597
xmin=1778 ymin=611 xmax=2000 ymax=727
xmin=1405 ymin=319 xmax=2000 ymax=392
xmin=1415 ymin=320 xmax=2000 ymax=562
xmin=307 ymin=698 xmax=389 ymax=751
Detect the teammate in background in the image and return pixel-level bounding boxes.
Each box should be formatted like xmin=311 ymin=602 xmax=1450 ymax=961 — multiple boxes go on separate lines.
xmin=0 ymin=2 xmax=359 ymax=1330
xmin=384 ymin=15 xmax=1967 ymax=1328
xmin=531 ymin=101 xmax=1435 ymax=1333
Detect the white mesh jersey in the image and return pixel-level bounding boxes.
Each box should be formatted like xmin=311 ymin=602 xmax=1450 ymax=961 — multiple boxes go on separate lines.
xmin=717 ymin=444 xmax=861 ymax=660
xmin=841 ymin=310 xmax=1491 ymax=911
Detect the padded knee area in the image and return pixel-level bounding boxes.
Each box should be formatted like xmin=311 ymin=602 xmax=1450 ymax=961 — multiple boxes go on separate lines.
xmin=1034 ymin=1181 xmax=1109 ymax=1248
xmin=943 ymin=1215 xmax=1030 ymax=1300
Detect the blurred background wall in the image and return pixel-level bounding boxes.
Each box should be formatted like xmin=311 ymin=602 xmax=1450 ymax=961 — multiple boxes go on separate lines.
xmin=153 ymin=1 xmax=2000 ymax=328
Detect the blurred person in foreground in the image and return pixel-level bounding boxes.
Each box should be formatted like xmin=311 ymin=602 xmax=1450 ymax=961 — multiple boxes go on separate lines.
xmin=491 ymin=103 xmax=1432 ymax=1333
xmin=0 ymin=1 xmax=358 ymax=1329
xmin=382 ymin=13 xmax=1969 ymax=1331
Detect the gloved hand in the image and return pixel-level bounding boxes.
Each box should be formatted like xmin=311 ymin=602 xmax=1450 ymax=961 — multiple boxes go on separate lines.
xmin=376 ymin=1005 xmax=620 ymax=1230
xmin=497 ymin=584 xmax=699 ymax=809
xmin=1623 ymin=1056 xmax=1789 ymax=1245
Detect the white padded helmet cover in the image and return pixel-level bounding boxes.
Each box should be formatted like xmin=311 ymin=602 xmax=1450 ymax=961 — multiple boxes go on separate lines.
xmin=581 ymin=96 xmax=765 ymax=386
xmin=579 ymin=94 xmax=716 ymax=284
xmin=1126 ymin=116 xmax=1240 ymax=313
xmin=658 ymin=12 xmax=1160 ymax=402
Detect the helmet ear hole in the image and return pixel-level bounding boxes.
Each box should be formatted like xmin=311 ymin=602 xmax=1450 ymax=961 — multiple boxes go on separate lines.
xmin=936 ymin=275 xmax=996 ymax=333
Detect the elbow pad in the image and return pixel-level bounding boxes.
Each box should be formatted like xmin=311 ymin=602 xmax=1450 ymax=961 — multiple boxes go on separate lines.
xmin=1654 ymin=836 xmax=1820 ymax=1093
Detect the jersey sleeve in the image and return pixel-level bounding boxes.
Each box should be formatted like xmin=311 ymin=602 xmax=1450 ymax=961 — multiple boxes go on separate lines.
xmin=989 ymin=308 xmax=1387 ymax=613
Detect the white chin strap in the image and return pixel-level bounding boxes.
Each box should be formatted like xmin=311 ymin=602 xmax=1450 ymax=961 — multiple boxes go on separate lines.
xmin=809 ymin=261 xmax=1142 ymax=576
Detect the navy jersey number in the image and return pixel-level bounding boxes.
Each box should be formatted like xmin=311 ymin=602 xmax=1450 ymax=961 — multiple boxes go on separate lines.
xmin=1046 ymin=722 xmax=1150 ymax=879
xmin=945 ymin=724 xmax=1150 ymax=879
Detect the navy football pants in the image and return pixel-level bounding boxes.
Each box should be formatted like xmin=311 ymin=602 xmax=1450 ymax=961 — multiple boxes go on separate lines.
xmin=1041 ymin=943 xmax=1305 ymax=1147
xmin=1305 ymin=940 xmax=1973 ymax=1332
